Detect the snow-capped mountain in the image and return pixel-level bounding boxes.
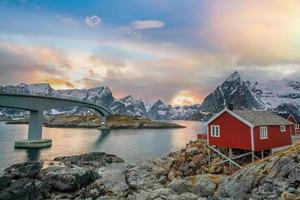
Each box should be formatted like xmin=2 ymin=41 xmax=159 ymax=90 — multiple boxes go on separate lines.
xmin=200 ymin=71 xmax=262 ymax=113
xmin=1 ymin=71 xmax=299 ymax=121
xmin=0 ymin=83 xmax=195 ymax=120
xmin=148 ymin=100 xmax=171 ymax=120
xmin=200 ymin=71 xmax=300 ymax=117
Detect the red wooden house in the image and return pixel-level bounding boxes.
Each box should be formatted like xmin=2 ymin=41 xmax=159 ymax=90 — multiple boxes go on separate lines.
xmin=205 ymin=109 xmax=292 ymax=152
xmin=278 ymin=114 xmax=299 ymax=135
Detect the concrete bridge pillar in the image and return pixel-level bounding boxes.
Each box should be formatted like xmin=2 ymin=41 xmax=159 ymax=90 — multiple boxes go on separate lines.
xmin=28 ymin=110 xmax=43 ymax=140
xmin=99 ymin=115 xmax=110 ymax=133
xmin=15 ymin=110 xmax=52 ymax=149
xmin=101 ymin=115 xmax=107 ymax=125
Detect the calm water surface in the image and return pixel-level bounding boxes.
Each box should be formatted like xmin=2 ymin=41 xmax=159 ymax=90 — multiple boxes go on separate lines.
xmin=0 ymin=121 xmax=202 ymax=174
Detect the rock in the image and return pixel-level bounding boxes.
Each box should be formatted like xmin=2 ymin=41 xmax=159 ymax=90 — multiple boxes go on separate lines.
xmin=95 ymin=168 xmax=129 ymax=198
xmin=179 ymin=193 xmax=199 ymax=200
xmin=168 ymin=170 xmax=176 ymax=180
xmin=186 ymin=147 xmax=198 ymax=157
xmin=0 ymin=175 xmax=11 ymax=190
xmin=281 ymin=191 xmax=300 ymax=200
xmin=215 ymin=145 xmax=300 ymax=200
xmin=158 ymin=175 xmax=167 ymax=184
xmin=4 ymin=161 xmax=43 ymax=179
xmin=192 ymin=154 xmax=204 ymax=165
xmin=163 ymin=158 xmax=174 ymax=171
xmin=54 ymin=152 xmax=124 ymax=169
xmin=149 ymin=188 xmax=179 ymax=200
xmin=178 ymin=163 xmax=189 ymax=173
xmin=0 ymin=178 xmax=50 ymax=200
xmin=168 ymin=178 xmax=192 ymax=194
xmin=126 ymin=162 xmax=162 ymax=192
xmin=104 ymin=153 xmax=125 ymax=163
xmin=39 ymin=163 xmax=97 ymax=192
xmin=193 ymin=175 xmax=221 ymax=197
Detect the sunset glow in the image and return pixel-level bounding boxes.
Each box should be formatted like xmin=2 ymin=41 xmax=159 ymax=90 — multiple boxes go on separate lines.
xmin=0 ymin=0 xmax=300 ymax=105
xmin=171 ymin=91 xmax=202 ymax=106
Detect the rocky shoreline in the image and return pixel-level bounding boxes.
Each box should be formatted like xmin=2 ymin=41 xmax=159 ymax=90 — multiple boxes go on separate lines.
xmin=5 ymin=114 xmax=185 ymax=129
xmin=0 ymin=140 xmax=299 ymax=200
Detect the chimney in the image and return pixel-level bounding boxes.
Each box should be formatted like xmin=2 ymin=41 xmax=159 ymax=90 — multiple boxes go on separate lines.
xmin=227 ymin=103 xmax=234 ymax=111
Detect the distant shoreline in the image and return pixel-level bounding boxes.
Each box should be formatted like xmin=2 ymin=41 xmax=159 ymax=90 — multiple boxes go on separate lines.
xmin=4 ymin=114 xmax=185 ymax=129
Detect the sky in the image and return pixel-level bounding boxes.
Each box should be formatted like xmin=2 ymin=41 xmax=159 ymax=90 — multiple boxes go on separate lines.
xmin=0 ymin=0 xmax=300 ymax=106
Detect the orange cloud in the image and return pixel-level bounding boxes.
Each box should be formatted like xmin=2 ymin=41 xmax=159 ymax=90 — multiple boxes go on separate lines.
xmin=202 ymin=0 xmax=300 ymax=65
xmin=171 ymin=90 xmax=203 ymax=106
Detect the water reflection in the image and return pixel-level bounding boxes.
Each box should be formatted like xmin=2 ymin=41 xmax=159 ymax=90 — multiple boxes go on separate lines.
xmin=0 ymin=120 xmax=202 ymax=174
xmin=92 ymin=131 xmax=110 ymax=149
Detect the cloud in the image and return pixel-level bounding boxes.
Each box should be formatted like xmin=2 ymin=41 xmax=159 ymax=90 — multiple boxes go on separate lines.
xmin=84 ymin=15 xmax=101 ymax=28
xmin=0 ymin=43 xmax=72 ymax=88
xmin=118 ymin=26 xmax=144 ymax=40
xmin=131 ymin=20 xmax=165 ymax=30
xmin=201 ymin=0 xmax=300 ymax=66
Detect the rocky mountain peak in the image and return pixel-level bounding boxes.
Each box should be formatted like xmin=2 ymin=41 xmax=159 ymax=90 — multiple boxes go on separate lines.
xmin=27 ymin=83 xmax=54 ymax=94
xmin=224 ymin=71 xmax=241 ymax=82
xmin=151 ymin=100 xmax=167 ymax=108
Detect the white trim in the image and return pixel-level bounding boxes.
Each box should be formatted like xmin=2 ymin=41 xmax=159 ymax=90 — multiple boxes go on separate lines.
xmin=206 ymin=125 xmax=210 ymax=144
xmin=204 ymin=108 xmax=254 ymax=128
xmin=295 ymin=124 xmax=299 ymax=130
xmin=288 ymin=114 xmax=297 ymax=124
xmin=260 ymin=126 xmax=268 ymax=139
xmin=280 ymin=125 xmax=286 ymax=132
xmin=211 ymin=125 xmax=220 ymax=137
xmin=250 ymin=127 xmax=254 ymax=151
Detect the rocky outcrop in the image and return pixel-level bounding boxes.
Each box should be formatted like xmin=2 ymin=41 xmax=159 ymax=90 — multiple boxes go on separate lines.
xmin=214 ymin=144 xmax=300 ymax=199
xmin=0 ymin=142 xmax=299 ymax=199
xmin=39 ymin=163 xmax=97 ymax=191
xmin=155 ymin=140 xmax=238 ymax=183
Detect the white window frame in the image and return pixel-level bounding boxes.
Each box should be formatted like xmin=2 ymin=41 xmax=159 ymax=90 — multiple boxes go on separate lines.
xmin=295 ymin=124 xmax=299 ymax=130
xmin=280 ymin=125 xmax=286 ymax=132
xmin=260 ymin=126 xmax=268 ymax=139
xmin=211 ymin=125 xmax=220 ymax=137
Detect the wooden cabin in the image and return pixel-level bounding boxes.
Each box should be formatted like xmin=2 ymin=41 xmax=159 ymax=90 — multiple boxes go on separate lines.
xmin=205 ymin=109 xmax=292 ymax=152
xmin=278 ymin=114 xmax=300 ymax=135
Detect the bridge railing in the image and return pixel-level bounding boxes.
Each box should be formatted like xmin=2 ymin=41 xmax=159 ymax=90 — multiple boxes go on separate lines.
xmin=0 ymin=88 xmax=112 ymax=114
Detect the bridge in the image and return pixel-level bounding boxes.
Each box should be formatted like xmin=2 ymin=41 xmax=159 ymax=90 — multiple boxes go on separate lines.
xmin=0 ymin=92 xmax=112 ymax=148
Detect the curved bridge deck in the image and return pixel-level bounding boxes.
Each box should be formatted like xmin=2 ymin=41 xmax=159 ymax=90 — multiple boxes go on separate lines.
xmin=0 ymin=92 xmax=112 ymax=147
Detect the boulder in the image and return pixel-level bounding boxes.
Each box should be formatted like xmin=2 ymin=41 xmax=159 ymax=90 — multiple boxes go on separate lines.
xmin=0 ymin=175 xmax=11 ymax=190
xmin=179 ymin=193 xmax=199 ymax=200
xmin=39 ymin=163 xmax=97 ymax=192
xmin=168 ymin=178 xmax=192 ymax=194
xmin=54 ymin=152 xmax=124 ymax=169
xmin=149 ymin=188 xmax=179 ymax=200
xmin=215 ymin=149 xmax=300 ymax=199
xmin=125 ymin=162 xmax=162 ymax=192
xmin=4 ymin=161 xmax=43 ymax=179
xmin=0 ymin=178 xmax=50 ymax=200
xmin=186 ymin=147 xmax=199 ymax=157
xmin=95 ymin=168 xmax=129 ymax=198
xmin=192 ymin=175 xmax=222 ymax=197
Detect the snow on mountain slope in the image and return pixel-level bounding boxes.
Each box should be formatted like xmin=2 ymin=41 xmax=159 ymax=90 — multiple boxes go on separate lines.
xmin=200 ymin=71 xmax=300 ymax=117
xmin=1 ymin=72 xmax=299 ymax=120
xmin=200 ymin=71 xmax=262 ymax=113
xmin=251 ymin=79 xmax=300 ymax=114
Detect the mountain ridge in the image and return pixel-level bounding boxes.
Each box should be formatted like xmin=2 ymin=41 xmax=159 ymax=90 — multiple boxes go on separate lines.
xmin=1 ymin=71 xmax=300 ymax=121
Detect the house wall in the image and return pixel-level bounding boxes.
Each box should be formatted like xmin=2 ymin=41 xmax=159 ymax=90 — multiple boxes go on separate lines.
xmin=253 ymin=125 xmax=292 ymax=151
xmin=287 ymin=116 xmax=296 ymax=135
xmin=208 ymin=112 xmax=252 ymax=150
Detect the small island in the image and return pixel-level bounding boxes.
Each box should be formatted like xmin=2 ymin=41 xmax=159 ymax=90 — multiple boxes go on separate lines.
xmin=6 ymin=114 xmax=185 ymax=129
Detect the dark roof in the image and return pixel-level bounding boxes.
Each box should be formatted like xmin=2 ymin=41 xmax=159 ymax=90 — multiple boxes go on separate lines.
xmin=233 ymin=110 xmax=290 ymax=126
xmin=277 ymin=113 xmax=290 ymax=120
